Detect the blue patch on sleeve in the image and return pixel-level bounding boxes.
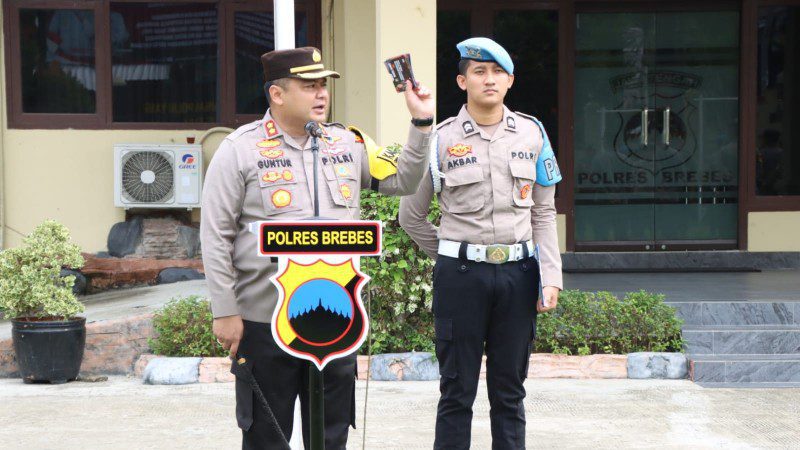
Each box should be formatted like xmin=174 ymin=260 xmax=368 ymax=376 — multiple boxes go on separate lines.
xmin=532 ymin=118 xmax=562 ymax=186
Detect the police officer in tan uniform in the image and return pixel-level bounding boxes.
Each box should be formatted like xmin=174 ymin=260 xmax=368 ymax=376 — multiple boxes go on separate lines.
xmin=201 ymin=47 xmax=434 ymax=449
xmin=399 ymin=37 xmax=563 ymax=449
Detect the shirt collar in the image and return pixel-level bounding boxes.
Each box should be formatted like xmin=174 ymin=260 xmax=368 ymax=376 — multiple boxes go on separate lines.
xmin=458 ymin=105 xmax=516 ymax=140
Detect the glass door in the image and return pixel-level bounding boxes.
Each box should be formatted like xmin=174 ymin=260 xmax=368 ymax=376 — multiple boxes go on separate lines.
xmin=574 ymin=9 xmax=739 ymax=250
xmin=652 ymin=12 xmax=739 ymax=245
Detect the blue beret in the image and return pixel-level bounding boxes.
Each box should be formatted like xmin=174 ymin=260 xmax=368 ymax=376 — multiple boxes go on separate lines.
xmin=456 ymin=37 xmax=514 ymax=75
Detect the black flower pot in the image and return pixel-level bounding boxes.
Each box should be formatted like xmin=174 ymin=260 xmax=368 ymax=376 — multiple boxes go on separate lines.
xmin=11 ymin=317 xmax=86 ymax=384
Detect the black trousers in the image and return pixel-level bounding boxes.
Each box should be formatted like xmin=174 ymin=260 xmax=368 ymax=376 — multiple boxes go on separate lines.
xmin=432 ymin=254 xmax=539 ymax=450
xmin=235 ymin=320 xmax=356 ymax=450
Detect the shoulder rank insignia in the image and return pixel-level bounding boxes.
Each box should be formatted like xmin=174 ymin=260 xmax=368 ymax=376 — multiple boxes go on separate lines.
xmin=347 ymin=125 xmax=399 ymax=181
xmin=435 ymin=116 xmax=456 ymax=131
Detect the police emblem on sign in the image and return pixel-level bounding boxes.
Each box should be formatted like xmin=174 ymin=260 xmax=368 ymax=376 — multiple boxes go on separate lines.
xmin=271 ymin=258 xmax=368 ymax=369
xmin=251 ymin=220 xmax=382 ymax=369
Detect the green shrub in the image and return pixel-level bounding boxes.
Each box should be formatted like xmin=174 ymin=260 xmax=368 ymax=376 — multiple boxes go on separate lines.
xmin=359 ymin=182 xmax=684 ymax=356
xmin=149 ymin=295 xmax=226 ymax=357
xmin=534 ymin=290 xmax=685 ymax=355
xmin=0 ymin=220 xmax=85 ymax=320
xmin=359 ymin=185 xmax=439 ymax=354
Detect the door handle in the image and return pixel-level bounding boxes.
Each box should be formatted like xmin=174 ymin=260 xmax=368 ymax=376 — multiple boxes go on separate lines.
xmin=641 ymin=109 xmax=654 ymax=146
xmin=663 ymin=107 xmax=671 ymax=146
xmin=641 ymin=109 xmax=648 ymax=145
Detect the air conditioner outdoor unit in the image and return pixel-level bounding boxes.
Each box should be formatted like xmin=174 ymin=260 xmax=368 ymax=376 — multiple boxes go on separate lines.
xmin=114 ymin=144 xmax=203 ymax=210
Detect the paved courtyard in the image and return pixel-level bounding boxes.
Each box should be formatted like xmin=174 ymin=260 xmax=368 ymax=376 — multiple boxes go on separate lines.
xmin=1 ymin=376 xmax=799 ymax=449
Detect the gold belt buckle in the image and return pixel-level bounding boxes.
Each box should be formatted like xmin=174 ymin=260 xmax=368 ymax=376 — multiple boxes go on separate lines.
xmin=485 ymin=245 xmax=510 ymax=264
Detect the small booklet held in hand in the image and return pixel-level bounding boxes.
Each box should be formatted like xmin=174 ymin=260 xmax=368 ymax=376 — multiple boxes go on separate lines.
xmin=384 ymin=53 xmax=419 ymax=92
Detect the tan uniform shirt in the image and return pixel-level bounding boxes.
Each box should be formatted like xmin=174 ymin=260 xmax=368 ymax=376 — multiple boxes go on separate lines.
xmin=398 ymin=105 xmax=563 ymax=289
xmin=201 ymin=110 xmax=431 ymax=322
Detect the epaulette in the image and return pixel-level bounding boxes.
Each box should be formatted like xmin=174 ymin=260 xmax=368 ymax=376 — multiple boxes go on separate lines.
xmin=514 ymin=111 xmax=539 ymax=130
xmin=435 ymin=116 xmax=456 ymax=131
xmin=323 ymin=122 xmax=347 ymax=130
xmin=225 ymin=119 xmax=260 ymax=141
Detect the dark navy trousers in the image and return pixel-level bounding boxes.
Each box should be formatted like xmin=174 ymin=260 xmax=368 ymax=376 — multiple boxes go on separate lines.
xmin=235 ymin=320 xmax=356 ymax=450
xmin=432 ymin=254 xmax=539 ymax=450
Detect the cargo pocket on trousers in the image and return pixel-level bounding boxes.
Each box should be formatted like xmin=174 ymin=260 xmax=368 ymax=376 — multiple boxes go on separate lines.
xmin=434 ymin=318 xmax=457 ymax=379
xmin=523 ymin=316 xmax=537 ymax=379
xmin=234 ymin=375 xmax=254 ymax=431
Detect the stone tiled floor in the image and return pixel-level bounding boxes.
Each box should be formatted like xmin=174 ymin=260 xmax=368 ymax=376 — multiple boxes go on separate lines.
xmin=1 ymin=377 xmax=799 ymax=449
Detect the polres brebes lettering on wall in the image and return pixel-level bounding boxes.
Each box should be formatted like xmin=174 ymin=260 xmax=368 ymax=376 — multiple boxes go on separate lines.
xmin=578 ymin=170 xmax=736 ymax=185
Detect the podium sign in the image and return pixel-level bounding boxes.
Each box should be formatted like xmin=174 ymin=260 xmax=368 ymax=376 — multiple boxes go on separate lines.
xmin=252 ymin=220 xmax=382 ymax=370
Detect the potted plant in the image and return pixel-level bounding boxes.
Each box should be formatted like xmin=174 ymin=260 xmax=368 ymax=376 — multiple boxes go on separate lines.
xmin=0 ymin=220 xmax=86 ymax=383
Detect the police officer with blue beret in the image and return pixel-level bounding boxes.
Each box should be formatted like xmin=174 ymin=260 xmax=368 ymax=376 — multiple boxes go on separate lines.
xmin=399 ymin=37 xmax=563 ymax=449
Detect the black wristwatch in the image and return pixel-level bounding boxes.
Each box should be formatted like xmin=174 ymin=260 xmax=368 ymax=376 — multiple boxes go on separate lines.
xmin=411 ymin=117 xmax=434 ymax=127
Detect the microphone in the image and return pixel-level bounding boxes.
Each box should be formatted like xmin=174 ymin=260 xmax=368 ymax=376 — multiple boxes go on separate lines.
xmin=304 ymin=121 xmax=324 ymax=138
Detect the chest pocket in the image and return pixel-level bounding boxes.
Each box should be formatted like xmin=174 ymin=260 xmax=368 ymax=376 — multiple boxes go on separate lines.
xmin=323 ymin=163 xmax=359 ymax=207
xmin=443 ymin=165 xmax=484 ymax=214
xmin=258 ymin=168 xmax=303 ymax=215
xmin=509 ymin=160 xmax=536 ymax=208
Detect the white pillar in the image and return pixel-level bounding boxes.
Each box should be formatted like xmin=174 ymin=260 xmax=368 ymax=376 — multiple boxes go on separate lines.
xmin=274 ymin=0 xmax=296 ymax=50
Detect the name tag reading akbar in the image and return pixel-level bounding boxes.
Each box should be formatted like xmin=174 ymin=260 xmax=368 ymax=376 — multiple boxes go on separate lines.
xmin=256 ymin=221 xmax=382 ymax=256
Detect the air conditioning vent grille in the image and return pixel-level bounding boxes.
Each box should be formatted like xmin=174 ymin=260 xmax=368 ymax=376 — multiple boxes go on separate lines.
xmin=121 ymin=151 xmax=174 ymax=203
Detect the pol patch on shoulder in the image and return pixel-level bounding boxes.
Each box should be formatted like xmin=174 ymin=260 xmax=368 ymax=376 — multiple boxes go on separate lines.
xmin=516 ymin=113 xmax=562 ymax=186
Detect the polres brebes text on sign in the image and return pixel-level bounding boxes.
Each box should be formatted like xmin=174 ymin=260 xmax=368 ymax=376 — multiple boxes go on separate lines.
xmin=257 ymin=221 xmax=382 ymax=256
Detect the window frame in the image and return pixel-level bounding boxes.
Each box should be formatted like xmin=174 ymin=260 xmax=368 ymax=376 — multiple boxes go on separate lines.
xmin=3 ymin=0 xmax=321 ymax=130
xmin=741 ymin=0 xmax=800 ymax=212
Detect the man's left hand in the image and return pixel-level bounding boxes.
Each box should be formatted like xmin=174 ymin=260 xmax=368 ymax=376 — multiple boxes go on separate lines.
xmin=402 ymin=81 xmax=435 ymax=130
xmin=537 ymin=286 xmax=560 ymax=313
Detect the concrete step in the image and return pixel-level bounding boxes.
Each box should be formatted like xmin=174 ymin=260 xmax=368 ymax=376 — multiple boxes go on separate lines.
xmin=666 ymin=301 xmax=800 ymax=327
xmin=682 ymin=324 xmax=800 ymax=331
xmin=689 ymin=354 xmax=800 ymax=383
xmin=682 ymin=327 xmax=800 ymax=355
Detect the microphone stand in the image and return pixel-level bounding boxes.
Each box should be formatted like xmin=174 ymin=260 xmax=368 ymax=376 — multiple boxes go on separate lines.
xmin=311 ymin=134 xmax=321 ymax=218
xmin=308 ymin=131 xmax=324 ymax=450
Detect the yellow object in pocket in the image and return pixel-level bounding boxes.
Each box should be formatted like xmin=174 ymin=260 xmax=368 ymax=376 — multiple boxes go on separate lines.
xmin=347 ymin=125 xmax=399 ymax=181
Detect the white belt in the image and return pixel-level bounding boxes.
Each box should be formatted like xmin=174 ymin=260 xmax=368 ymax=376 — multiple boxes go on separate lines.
xmin=438 ymin=239 xmax=535 ymax=264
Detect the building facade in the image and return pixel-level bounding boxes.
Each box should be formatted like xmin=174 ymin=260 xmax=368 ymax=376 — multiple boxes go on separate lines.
xmin=1 ymin=0 xmax=798 ymax=256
